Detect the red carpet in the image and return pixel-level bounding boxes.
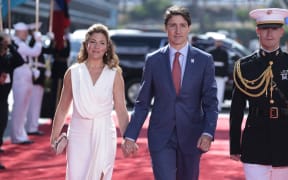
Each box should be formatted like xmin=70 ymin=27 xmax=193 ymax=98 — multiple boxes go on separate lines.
xmin=0 ymin=114 xmax=245 ymax=180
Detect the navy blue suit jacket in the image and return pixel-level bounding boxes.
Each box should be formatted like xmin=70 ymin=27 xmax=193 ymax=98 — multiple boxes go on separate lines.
xmin=124 ymin=44 xmax=218 ymax=154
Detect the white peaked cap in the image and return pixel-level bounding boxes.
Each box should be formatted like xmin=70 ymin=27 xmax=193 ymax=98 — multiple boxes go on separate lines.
xmin=249 ymin=8 xmax=288 ymax=28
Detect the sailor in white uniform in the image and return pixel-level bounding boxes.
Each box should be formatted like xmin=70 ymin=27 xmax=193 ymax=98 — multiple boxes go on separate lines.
xmin=10 ymin=22 xmax=42 ymax=144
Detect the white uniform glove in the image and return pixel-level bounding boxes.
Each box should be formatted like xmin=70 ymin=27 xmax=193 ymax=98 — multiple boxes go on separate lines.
xmin=33 ymin=31 xmax=42 ymax=42
xmin=32 ymin=67 xmax=40 ymax=80
xmin=46 ymin=32 xmax=55 ymax=40
xmin=45 ymin=69 xmax=51 ymax=78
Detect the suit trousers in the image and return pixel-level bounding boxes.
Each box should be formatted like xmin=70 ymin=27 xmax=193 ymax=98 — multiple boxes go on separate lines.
xmin=26 ymin=84 xmax=44 ymax=132
xmin=11 ymin=65 xmax=33 ymax=143
xmin=244 ymin=163 xmax=288 ymax=180
xmin=150 ymin=129 xmax=201 ymax=180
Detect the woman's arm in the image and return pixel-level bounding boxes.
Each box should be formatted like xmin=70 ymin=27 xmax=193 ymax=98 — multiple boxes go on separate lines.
xmin=50 ymin=69 xmax=73 ymax=144
xmin=113 ymin=69 xmax=129 ymax=136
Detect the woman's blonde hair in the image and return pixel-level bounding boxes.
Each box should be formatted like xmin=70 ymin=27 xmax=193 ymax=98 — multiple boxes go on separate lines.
xmin=77 ymin=23 xmax=120 ymax=70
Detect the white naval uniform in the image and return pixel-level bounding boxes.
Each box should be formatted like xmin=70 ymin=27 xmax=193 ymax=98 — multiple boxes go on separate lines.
xmin=26 ymin=84 xmax=44 ymax=132
xmin=10 ymin=36 xmax=42 ymax=143
xmin=215 ymin=76 xmax=227 ymax=111
xmin=214 ymin=61 xmax=227 ymax=111
xmin=26 ymin=60 xmax=47 ymax=133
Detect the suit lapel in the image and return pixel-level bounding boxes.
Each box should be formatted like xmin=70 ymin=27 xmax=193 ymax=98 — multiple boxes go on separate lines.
xmin=159 ymin=46 xmax=176 ymax=95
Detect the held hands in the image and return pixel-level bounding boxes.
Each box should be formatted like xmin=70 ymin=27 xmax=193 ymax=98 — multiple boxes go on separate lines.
xmin=197 ymin=134 xmax=212 ymax=152
xmin=121 ymin=139 xmax=139 ymax=157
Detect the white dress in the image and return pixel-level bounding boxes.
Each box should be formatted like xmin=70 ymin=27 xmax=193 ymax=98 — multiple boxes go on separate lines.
xmin=67 ymin=63 xmax=117 ymax=180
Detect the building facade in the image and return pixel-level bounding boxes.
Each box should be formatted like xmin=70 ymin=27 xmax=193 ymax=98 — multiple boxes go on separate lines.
xmin=2 ymin=0 xmax=119 ymax=32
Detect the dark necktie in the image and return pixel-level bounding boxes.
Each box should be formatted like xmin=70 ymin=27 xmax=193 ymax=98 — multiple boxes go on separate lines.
xmin=172 ymin=52 xmax=181 ymax=95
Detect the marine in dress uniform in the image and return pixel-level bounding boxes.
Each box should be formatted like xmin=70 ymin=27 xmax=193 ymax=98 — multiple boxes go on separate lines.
xmin=10 ymin=22 xmax=42 ymax=144
xmin=230 ymin=8 xmax=288 ymax=180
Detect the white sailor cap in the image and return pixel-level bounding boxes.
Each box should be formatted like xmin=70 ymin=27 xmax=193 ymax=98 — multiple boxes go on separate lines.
xmin=249 ymin=8 xmax=288 ymax=28
xmin=13 ymin=22 xmax=28 ymax=31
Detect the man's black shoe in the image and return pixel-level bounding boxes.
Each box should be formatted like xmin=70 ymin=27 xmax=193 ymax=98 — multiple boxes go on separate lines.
xmin=0 ymin=164 xmax=5 ymax=170
xmin=14 ymin=140 xmax=34 ymax=145
xmin=27 ymin=131 xmax=44 ymax=136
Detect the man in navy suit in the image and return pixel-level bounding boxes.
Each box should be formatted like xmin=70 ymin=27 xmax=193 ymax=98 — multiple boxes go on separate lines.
xmin=122 ymin=5 xmax=218 ymax=180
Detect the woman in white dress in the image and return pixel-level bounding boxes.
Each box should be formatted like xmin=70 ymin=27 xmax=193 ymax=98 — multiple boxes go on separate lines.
xmin=50 ymin=23 xmax=136 ymax=180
